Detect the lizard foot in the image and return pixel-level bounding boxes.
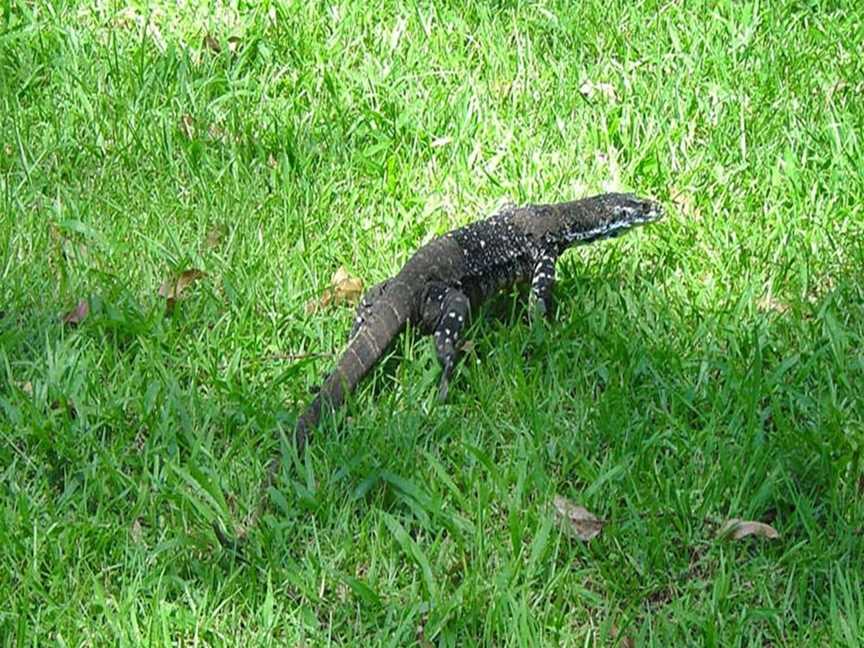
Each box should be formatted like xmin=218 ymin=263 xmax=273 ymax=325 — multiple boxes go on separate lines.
xmin=437 ymin=359 xmax=454 ymax=402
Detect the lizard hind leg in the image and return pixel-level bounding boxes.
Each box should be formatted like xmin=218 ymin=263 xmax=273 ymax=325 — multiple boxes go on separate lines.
xmin=431 ymin=287 xmax=471 ymax=402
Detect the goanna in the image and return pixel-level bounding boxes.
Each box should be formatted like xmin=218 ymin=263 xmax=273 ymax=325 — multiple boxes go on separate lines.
xmin=218 ymin=192 xmax=663 ymax=548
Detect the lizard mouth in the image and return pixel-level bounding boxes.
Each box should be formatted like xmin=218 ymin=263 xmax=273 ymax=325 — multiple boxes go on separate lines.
xmin=643 ymin=201 xmax=664 ymax=223
xmin=613 ymin=198 xmax=664 ymax=226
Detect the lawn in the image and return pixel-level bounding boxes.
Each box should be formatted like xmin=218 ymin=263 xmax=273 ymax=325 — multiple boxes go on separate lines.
xmin=1 ymin=0 xmax=863 ymax=645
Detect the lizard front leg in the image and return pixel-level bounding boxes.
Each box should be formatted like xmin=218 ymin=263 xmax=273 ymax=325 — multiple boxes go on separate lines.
xmin=530 ymin=248 xmax=558 ymax=320
xmin=421 ymin=283 xmax=471 ymax=401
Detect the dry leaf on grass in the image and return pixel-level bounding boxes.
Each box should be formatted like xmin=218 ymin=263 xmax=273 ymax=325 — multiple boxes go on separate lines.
xmin=553 ymin=495 xmax=605 ymax=541
xmin=204 ymin=225 xmax=225 ymax=250
xmin=130 ymin=518 xmax=144 ymax=544
xmin=305 ymin=266 xmax=364 ymax=314
xmin=62 ymin=299 xmax=90 ymax=326
xmin=610 ymin=625 xmax=635 ymax=648
xmin=669 ymin=188 xmax=702 ymax=220
xmin=180 ymin=114 xmax=196 ymax=139
xmin=757 ymin=293 xmax=790 ymax=315
xmin=459 ymin=339 xmax=476 ymax=354
xmin=718 ymin=518 xmax=780 ymax=541
xmin=202 ymin=34 xmax=221 ymax=53
xmin=159 ymin=269 xmax=206 ymax=313
xmin=579 ymin=80 xmax=617 ymax=102
xmin=227 ymin=35 xmax=242 ymax=53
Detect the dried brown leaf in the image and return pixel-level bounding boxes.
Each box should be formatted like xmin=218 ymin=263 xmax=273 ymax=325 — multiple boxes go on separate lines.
xmin=757 ymin=293 xmax=789 ymax=315
xmin=718 ymin=518 xmax=780 ymax=541
xmin=610 ymin=625 xmax=635 ymax=648
xmin=146 ymin=21 xmax=166 ymax=53
xmin=130 ymin=518 xmax=144 ymax=544
xmin=180 ymin=114 xmax=196 ymax=139
xmin=62 ymin=299 xmax=90 ymax=326
xmin=159 ymin=269 xmax=206 ymax=301
xmin=204 ymin=225 xmax=225 ymax=250
xmin=306 ymin=266 xmax=364 ymax=314
xmin=579 ymin=80 xmax=617 ymax=102
xmin=670 ymin=188 xmax=702 ymax=220
xmin=203 ymin=34 xmax=221 ymax=53
xmin=459 ymin=339 xmax=476 ymax=354
xmin=553 ymin=495 xmax=605 ymax=541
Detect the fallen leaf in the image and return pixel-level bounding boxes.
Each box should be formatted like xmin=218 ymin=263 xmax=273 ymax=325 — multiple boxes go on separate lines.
xmin=669 ymin=188 xmax=702 ymax=220
xmin=146 ymin=21 xmax=166 ymax=53
xmin=610 ymin=625 xmax=635 ymax=648
xmin=718 ymin=518 xmax=780 ymax=541
xmin=305 ymin=266 xmax=364 ymax=314
xmin=203 ymin=34 xmax=221 ymax=53
xmin=227 ymin=35 xmax=242 ymax=53
xmin=552 ymin=495 xmax=605 ymax=541
xmin=130 ymin=518 xmax=144 ymax=544
xmin=757 ymin=293 xmax=789 ymax=315
xmin=207 ymin=123 xmax=226 ymax=140
xmin=579 ymin=80 xmax=617 ymax=102
xmin=204 ymin=225 xmax=225 ymax=250
xmin=112 ymin=7 xmax=138 ymax=30
xmin=180 ymin=114 xmax=196 ymax=139
xmin=62 ymin=299 xmax=90 ymax=326
xmin=159 ymin=269 xmax=206 ymax=304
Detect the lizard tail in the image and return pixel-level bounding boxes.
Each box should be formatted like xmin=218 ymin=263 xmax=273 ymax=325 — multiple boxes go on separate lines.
xmin=221 ymin=283 xmax=412 ymax=548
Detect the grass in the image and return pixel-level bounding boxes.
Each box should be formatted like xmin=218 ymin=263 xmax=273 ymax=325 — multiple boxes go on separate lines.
xmin=1 ymin=0 xmax=863 ymax=644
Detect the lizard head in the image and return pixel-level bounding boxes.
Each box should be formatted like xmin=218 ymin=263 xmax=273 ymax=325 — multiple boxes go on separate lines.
xmin=607 ymin=193 xmax=664 ymax=227
xmin=561 ymin=193 xmax=663 ymax=244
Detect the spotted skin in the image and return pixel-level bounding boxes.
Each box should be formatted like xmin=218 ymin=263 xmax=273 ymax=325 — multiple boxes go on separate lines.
xmin=230 ymin=193 xmax=663 ymax=548
xmin=350 ymin=280 xmax=388 ymax=341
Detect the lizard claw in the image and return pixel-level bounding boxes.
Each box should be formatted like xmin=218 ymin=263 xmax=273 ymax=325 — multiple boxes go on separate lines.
xmin=437 ymin=359 xmax=454 ymax=402
xmin=530 ymin=298 xmax=547 ymax=322
xmin=437 ymin=378 xmax=450 ymax=402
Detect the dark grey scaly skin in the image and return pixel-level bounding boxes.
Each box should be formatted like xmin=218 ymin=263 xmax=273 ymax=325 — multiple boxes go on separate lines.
xmin=217 ymin=193 xmax=662 ymax=549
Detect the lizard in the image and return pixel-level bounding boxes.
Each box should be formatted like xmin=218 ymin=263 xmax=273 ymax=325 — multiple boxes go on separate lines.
xmin=215 ymin=192 xmax=662 ymax=550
